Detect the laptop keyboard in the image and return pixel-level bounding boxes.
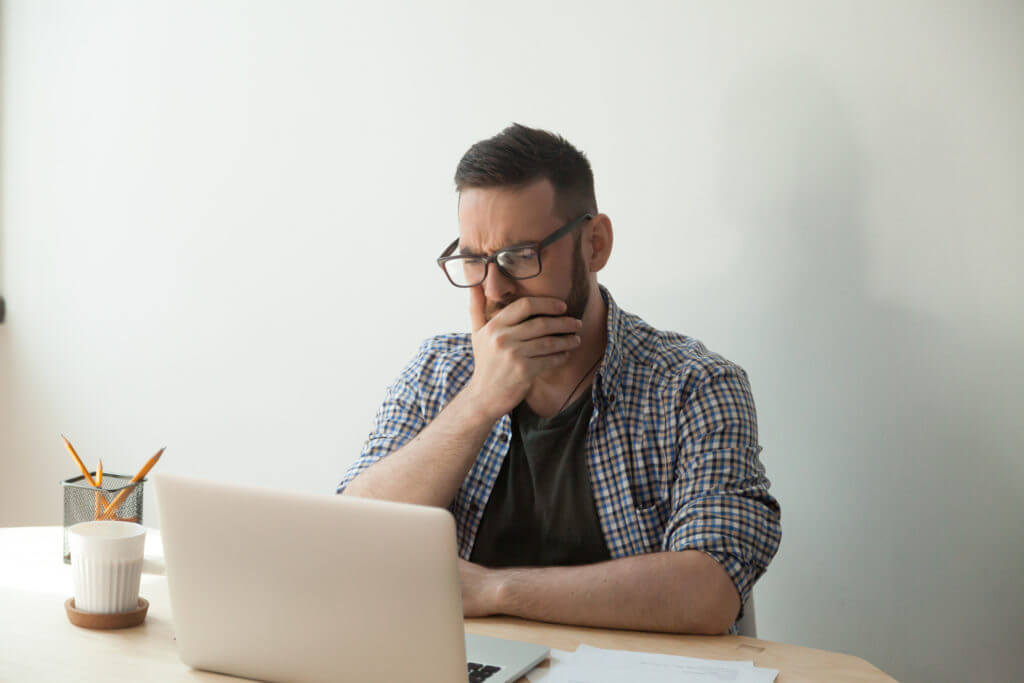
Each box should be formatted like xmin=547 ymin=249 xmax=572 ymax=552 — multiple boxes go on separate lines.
xmin=467 ymin=661 xmax=502 ymax=682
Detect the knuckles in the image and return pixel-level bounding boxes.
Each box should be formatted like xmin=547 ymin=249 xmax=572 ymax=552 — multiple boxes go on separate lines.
xmin=493 ymin=332 xmax=512 ymax=350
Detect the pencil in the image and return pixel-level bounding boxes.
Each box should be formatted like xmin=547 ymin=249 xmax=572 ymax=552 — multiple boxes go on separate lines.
xmin=61 ymin=435 xmax=97 ymax=487
xmin=93 ymin=459 xmax=105 ymax=520
xmin=99 ymin=448 xmax=164 ymax=520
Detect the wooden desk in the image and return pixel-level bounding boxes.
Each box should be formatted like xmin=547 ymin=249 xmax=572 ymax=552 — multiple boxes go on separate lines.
xmin=0 ymin=527 xmax=893 ymax=681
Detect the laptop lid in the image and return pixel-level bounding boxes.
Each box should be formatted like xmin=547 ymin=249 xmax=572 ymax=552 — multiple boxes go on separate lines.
xmin=153 ymin=473 xmax=467 ymax=682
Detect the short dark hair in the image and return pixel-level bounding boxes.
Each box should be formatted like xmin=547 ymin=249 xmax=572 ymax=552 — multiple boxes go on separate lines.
xmin=454 ymin=123 xmax=597 ymax=220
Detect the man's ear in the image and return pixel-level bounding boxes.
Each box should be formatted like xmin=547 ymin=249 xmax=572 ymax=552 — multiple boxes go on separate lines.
xmin=584 ymin=214 xmax=614 ymax=273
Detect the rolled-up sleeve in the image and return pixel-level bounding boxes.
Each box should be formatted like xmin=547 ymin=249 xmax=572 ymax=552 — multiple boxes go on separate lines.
xmin=663 ymin=364 xmax=782 ymax=607
xmin=335 ymin=344 xmax=430 ymax=494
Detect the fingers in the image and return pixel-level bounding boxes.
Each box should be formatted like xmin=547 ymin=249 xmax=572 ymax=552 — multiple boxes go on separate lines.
xmin=468 ymin=286 xmax=487 ymax=332
xmin=494 ymin=297 xmax=567 ymax=327
xmin=520 ymin=334 xmax=581 ymax=357
xmin=513 ymin=314 xmax=582 ymax=341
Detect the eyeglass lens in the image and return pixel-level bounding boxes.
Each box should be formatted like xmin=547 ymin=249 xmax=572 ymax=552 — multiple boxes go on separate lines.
xmin=445 ymin=246 xmax=540 ymax=286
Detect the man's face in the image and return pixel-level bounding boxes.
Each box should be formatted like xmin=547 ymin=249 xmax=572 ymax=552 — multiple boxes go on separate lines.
xmin=457 ymin=179 xmax=590 ymax=322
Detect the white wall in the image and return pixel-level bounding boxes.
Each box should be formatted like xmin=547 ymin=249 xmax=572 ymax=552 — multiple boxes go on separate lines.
xmin=2 ymin=1 xmax=1021 ymax=680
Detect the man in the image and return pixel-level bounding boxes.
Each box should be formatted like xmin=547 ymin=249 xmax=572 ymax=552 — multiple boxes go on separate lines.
xmin=337 ymin=124 xmax=781 ymax=635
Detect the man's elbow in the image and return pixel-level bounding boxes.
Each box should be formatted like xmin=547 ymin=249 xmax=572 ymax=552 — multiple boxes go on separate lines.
xmin=696 ymin=598 xmax=739 ymax=635
xmin=678 ymin=552 xmax=742 ymax=634
xmin=679 ymin=588 xmax=738 ymax=635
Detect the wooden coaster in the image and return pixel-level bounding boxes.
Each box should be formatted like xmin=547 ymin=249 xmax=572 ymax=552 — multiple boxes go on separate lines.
xmin=65 ymin=597 xmax=149 ymax=630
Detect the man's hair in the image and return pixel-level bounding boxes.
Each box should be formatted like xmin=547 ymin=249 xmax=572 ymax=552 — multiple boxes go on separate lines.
xmin=454 ymin=123 xmax=597 ymax=221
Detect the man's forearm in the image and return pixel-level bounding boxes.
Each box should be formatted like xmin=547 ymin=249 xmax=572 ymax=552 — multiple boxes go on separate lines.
xmin=341 ymin=388 xmax=497 ymax=507
xmin=492 ymin=550 xmax=741 ymax=635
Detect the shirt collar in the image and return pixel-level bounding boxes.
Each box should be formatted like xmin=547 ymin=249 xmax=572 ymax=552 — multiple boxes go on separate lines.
xmin=593 ymin=284 xmax=627 ymax=408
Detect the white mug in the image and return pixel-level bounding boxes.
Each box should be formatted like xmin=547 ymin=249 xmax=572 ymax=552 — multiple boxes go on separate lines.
xmin=70 ymin=521 xmax=146 ymax=613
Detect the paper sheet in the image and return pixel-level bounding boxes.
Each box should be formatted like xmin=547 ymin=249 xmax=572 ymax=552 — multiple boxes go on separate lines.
xmin=526 ymin=649 xmax=577 ymax=682
xmin=528 ymin=644 xmax=779 ymax=683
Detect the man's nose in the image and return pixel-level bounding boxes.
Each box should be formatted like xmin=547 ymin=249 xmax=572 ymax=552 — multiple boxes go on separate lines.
xmin=482 ymin=262 xmax=516 ymax=303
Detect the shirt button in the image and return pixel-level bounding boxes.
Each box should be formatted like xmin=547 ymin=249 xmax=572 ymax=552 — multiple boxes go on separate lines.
xmin=469 ymin=502 xmax=479 ymax=513
xmin=501 ymin=432 xmax=510 ymax=442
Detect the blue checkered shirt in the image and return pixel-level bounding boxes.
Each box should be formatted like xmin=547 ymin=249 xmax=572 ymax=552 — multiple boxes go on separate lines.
xmin=337 ymin=286 xmax=781 ymax=628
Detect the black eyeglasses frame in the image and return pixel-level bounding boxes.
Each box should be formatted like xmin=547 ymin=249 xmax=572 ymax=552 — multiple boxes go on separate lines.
xmin=436 ymin=213 xmax=593 ymax=288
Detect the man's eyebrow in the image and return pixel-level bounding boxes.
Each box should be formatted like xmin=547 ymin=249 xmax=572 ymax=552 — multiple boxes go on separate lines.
xmin=458 ymin=240 xmax=535 ymax=256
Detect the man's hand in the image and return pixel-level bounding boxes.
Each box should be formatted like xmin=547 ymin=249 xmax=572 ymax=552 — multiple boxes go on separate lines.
xmin=458 ymin=558 xmax=503 ymax=617
xmin=464 ymin=287 xmax=583 ymax=421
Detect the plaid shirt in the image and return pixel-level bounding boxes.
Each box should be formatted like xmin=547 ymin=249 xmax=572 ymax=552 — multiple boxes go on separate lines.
xmin=337 ymin=286 xmax=781 ymax=626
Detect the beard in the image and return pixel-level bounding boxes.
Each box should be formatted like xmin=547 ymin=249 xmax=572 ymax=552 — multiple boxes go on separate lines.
xmin=563 ymin=239 xmax=591 ymax=320
xmin=485 ymin=240 xmax=591 ymax=322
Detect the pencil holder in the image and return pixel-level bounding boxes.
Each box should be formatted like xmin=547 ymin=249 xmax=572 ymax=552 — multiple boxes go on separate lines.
xmin=61 ymin=474 xmax=145 ymax=564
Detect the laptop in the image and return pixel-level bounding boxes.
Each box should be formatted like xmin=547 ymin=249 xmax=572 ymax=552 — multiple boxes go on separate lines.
xmin=153 ymin=473 xmax=549 ymax=683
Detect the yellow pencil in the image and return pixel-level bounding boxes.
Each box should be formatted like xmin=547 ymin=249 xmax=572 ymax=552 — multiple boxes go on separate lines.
xmin=61 ymin=435 xmax=97 ymax=487
xmin=92 ymin=462 xmax=105 ymax=520
xmin=99 ymin=448 xmax=164 ymax=520
xmin=93 ymin=459 xmax=105 ymax=520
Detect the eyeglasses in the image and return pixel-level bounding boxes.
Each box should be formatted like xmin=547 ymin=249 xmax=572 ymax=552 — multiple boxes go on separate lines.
xmin=437 ymin=213 xmax=592 ymax=288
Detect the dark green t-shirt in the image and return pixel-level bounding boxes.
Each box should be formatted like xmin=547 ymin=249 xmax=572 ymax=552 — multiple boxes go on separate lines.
xmin=469 ymin=390 xmax=611 ymax=568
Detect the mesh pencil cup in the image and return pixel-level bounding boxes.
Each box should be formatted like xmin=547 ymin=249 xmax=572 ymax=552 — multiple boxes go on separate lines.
xmin=61 ymin=474 xmax=145 ymax=564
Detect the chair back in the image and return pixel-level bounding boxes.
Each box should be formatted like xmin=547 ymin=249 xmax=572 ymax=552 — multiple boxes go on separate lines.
xmin=736 ymin=596 xmax=757 ymax=637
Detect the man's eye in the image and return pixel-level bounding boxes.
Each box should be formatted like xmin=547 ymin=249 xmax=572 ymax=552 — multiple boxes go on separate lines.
xmin=505 ymin=249 xmax=536 ymax=262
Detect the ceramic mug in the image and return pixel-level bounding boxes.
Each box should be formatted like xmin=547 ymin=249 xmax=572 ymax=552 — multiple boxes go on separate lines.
xmin=69 ymin=521 xmax=146 ymax=613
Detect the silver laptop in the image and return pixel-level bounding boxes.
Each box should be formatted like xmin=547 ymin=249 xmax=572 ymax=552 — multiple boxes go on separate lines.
xmin=153 ymin=473 xmax=549 ymax=683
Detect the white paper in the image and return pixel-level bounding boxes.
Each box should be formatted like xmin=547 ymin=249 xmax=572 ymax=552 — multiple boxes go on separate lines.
xmin=526 ymin=649 xmax=577 ymax=682
xmin=575 ymin=644 xmax=756 ymax=668
xmin=538 ymin=644 xmax=779 ymax=683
